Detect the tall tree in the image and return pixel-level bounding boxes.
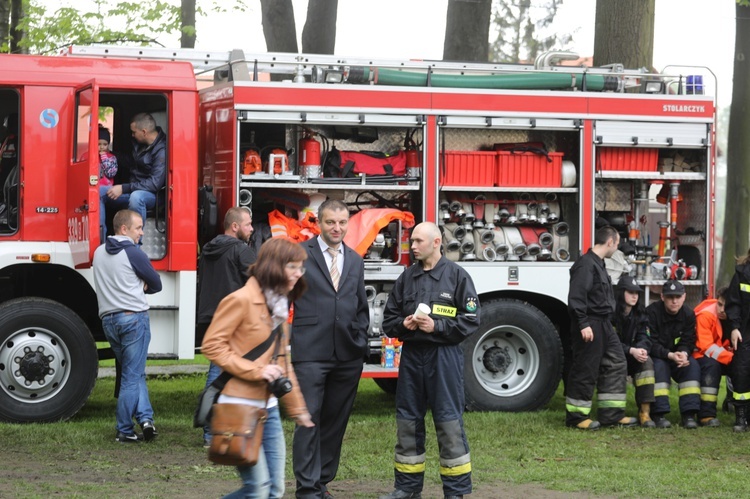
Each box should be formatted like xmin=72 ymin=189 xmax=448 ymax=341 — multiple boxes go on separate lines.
xmin=491 ymin=0 xmax=568 ymax=63
xmin=443 ymin=0 xmax=492 ymax=62
xmin=301 ymin=0 xmax=337 ymax=54
xmin=0 ymin=0 xmax=10 ymax=52
xmin=259 ymin=0 xmax=298 ymax=53
xmin=180 ymin=0 xmax=196 ymax=48
xmin=593 ymin=0 xmax=654 ymax=69
xmin=718 ymin=1 xmax=750 ymax=285
xmin=9 ymin=0 xmax=21 ymax=53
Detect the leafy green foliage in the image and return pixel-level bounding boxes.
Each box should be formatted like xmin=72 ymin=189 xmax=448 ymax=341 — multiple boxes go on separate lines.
xmin=490 ymin=0 xmax=571 ymax=63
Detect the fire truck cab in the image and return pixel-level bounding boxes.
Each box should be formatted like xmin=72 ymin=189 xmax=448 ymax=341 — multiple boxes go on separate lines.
xmin=0 ymin=54 xmax=198 ymax=422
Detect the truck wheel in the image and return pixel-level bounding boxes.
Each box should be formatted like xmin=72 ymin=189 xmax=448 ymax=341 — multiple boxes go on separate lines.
xmin=463 ymin=298 xmax=562 ymax=412
xmin=0 ymin=297 xmax=98 ymax=422
xmin=373 ymin=378 xmax=398 ymax=394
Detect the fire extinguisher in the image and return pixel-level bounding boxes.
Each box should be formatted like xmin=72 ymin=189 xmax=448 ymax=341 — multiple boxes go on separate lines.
xmin=400 ymin=223 xmax=411 ymax=266
xmin=299 ymin=132 xmax=321 ymax=168
xmin=404 ymin=129 xmax=421 ymax=178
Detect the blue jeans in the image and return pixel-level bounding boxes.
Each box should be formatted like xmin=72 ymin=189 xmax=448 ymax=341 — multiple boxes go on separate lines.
xmin=102 ymin=311 xmax=154 ymax=434
xmin=223 ymin=405 xmax=285 ymax=499
xmin=107 ymin=189 xmax=156 ymax=226
xmin=203 ymin=362 xmax=222 ymax=441
xmin=99 ymin=185 xmax=110 ymax=242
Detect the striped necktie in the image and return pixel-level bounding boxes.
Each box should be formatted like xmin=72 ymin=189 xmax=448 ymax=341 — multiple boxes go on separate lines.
xmin=327 ymin=247 xmax=340 ymax=291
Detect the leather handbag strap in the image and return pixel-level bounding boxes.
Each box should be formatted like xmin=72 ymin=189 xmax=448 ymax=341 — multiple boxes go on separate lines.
xmin=209 ymin=324 xmax=281 ymax=391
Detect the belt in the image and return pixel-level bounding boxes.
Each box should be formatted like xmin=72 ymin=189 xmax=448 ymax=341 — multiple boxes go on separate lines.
xmin=102 ymin=310 xmax=139 ymax=319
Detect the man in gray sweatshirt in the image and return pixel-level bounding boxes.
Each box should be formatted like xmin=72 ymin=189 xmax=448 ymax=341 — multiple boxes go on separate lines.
xmin=93 ymin=209 xmax=162 ymax=443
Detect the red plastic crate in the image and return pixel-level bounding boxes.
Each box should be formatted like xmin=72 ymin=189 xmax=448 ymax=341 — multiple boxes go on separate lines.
xmin=496 ymin=151 xmax=563 ymax=187
xmin=440 ymin=151 xmax=496 ymax=186
xmin=597 ymin=148 xmax=659 ymax=171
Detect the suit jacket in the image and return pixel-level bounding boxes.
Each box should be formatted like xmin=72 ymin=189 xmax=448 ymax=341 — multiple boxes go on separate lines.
xmin=201 ymin=277 xmax=307 ymax=418
xmin=291 ymin=237 xmax=369 ymax=362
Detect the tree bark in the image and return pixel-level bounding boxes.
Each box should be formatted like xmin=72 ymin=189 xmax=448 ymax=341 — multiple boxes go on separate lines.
xmin=718 ymin=3 xmax=750 ymax=286
xmin=0 ymin=0 xmax=9 ymax=53
xmin=301 ymin=0 xmax=337 ymax=54
xmin=259 ymin=0 xmax=298 ymax=53
xmin=180 ymin=0 xmax=196 ymax=48
xmin=593 ymin=0 xmax=654 ymax=69
xmin=10 ymin=0 xmax=23 ymax=54
xmin=443 ymin=0 xmax=492 ymax=62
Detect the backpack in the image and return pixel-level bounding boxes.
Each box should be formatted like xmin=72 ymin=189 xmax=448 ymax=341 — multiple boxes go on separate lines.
xmin=323 ymin=147 xmax=407 ymax=178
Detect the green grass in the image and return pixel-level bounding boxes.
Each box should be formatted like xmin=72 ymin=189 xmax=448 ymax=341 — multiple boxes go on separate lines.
xmin=0 ymin=373 xmax=748 ymax=498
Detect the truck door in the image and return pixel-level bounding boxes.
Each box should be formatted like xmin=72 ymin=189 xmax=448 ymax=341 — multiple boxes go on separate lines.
xmin=70 ymin=82 xmax=101 ymax=267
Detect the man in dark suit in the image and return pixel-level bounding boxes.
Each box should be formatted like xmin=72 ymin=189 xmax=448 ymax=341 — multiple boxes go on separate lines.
xmin=291 ymin=199 xmax=370 ymax=499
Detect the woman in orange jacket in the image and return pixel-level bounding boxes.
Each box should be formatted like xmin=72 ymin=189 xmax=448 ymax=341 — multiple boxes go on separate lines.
xmin=202 ymin=238 xmax=313 ymax=498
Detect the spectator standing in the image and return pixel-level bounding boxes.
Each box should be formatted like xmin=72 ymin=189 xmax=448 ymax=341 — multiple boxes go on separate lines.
xmin=202 ymin=238 xmax=313 ymax=499
xmin=291 ymin=199 xmax=369 ymax=499
xmin=725 ymin=248 xmax=750 ymax=432
xmin=93 ymin=209 xmax=162 ymax=443
xmin=197 ymin=207 xmax=255 ymax=446
xmin=380 ymin=222 xmax=480 ymax=499
xmin=565 ymin=226 xmax=637 ymax=430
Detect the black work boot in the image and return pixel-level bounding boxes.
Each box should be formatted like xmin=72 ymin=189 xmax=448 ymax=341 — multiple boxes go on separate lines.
xmin=681 ymin=413 xmax=698 ymax=429
xmin=734 ymin=405 xmax=748 ymax=433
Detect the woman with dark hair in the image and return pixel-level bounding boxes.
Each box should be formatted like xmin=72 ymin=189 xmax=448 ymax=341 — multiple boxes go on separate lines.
xmin=202 ymin=237 xmax=313 ymax=498
xmin=612 ymin=275 xmax=657 ymax=428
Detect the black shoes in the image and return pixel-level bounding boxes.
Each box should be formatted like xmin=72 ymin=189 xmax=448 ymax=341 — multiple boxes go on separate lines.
xmin=140 ymin=421 xmax=158 ymax=442
xmin=115 ymin=431 xmax=141 ymax=443
xmin=651 ymin=415 xmax=672 ymax=429
xmin=681 ymin=414 xmax=698 ymax=430
xmin=734 ymin=405 xmax=748 ymax=433
xmin=379 ymin=490 xmax=422 ymax=499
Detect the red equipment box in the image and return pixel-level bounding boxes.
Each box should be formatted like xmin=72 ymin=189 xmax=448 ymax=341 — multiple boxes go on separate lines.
xmin=596 ymin=147 xmax=659 ymax=171
xmin=496 ymin=151 xmax=564 ymax=187
xmin=440 ymin=151 xmax=496 ymax=186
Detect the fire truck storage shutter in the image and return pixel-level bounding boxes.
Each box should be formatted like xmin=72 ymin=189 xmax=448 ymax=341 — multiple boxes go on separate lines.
xmin=594 ymin=121 xmax=709 ymax=148
xmin=462 ymin=298 xmax=562 ymax=412
xmin=440 ymin=116 xmax=580 ymax=130
xmin=237 ymin=111 xmax=423 ymax=127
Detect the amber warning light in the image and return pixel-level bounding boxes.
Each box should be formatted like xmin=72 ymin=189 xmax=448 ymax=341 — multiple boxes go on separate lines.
xmin=31 ymin=254 xmax=51 ymax=263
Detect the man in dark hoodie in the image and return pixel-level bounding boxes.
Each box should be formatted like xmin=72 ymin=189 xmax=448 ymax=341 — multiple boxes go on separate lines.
xmin=196 ymin=206 xmax=255 ymax=445
xmin=93 ymin=209 xmax=163 ymax=443
xmin=105 ymin=112 xmax=167 ymax=226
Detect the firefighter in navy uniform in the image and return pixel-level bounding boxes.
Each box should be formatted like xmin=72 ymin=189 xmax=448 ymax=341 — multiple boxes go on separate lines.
xmin=612 ymin=275 xmax=656 ymax=428
xmin=380 ymin=222 xmax=480 ymax=499
xmin=566 ymin=226 xmax=638 ymax=430
xmin=725 ymin=248 xmax=750 ymax=432
xmin=646 ymin=279 xmax=701 ymax=429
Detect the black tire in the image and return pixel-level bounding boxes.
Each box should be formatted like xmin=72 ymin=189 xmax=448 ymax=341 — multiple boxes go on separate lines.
xmin=373 ymin=378 xmax=398 ymax=394
xmin=463 ymin=298 xmax=562 ymax=412
xmin=0 ymin=297 xmax=98 ymax=422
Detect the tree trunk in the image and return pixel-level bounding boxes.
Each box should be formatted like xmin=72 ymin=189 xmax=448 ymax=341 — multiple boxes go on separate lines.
xmin=180 ymin=0 xmax=196 ymax=49
xmin=259 ymin=0 xmax=298 ymax=53
xmin=0 ymin=0 xmax=9 ymax=53
xmin=593 ymin=0 xmax=654 ymax=69
xmin=443 ymin=0 xmax=492 ymax=62
xmin=301 ymin=0 xmax=337 ymax=54
xmin=10 ymin=0 xmax=23 ymax=54
xmin=718 ymin=3 xmax=750 ymax=286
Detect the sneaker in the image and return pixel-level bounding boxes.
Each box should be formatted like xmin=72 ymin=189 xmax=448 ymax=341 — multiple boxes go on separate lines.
xmin=203 ymin=437 xmax=212 ymax=449
xmin=652 ymin=415 xmax=672 ymax=429
xmin=140 ymin=421 xmax=158 ymax=442
xmin=699 ymin=417 xmax=720 ymax=427
xmin=115 ymin=431 xmax=141 ymax=443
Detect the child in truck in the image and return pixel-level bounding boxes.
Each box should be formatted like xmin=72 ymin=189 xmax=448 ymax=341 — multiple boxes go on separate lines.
xmin=98 ymin=125 xmax=118 ymax=241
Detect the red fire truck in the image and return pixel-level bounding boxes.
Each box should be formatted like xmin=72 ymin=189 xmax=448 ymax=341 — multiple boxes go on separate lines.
xmin=0 ymin=46 xmax=716 ymax=423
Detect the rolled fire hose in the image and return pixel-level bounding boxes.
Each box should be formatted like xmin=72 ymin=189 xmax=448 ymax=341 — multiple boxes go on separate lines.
xmin=527 ymin=200 xmax=538 ymax=223
xmin=492 ymin=227 xmax=510 ymax=255
xmin=534 ymin=227 xmax=554 ymax=248
xmin=364 ymin=285 xmax=377 ymax=303
xmin=519 ymin=226 xmax=542 ymax=256
xmin=554 ymin=221 xmax=569 ymax=236
xmin=473 ymin=194 xmax=486 ymax=226
xmin=449 ymin=199 xmax=462 ymax=213
xmin=239 ymin=189 xmax=252 ymax=207
xmin=460 ymin=237 xmax=475 ymax=255
xmin=439 ymin=194 xmax=450 ymax=212
xmin=546 ymin=200 xmax=560 ymax=222
xmin=484 ymin=193 xmax=496 ymax=227
xmin=498 ymin=205 xmax=510 ymax=223
xmin=561 ymin=160 xmax=577 ymax=187
xmin=552 ymin=233 xmax=570 ymax=261
xmin=502 ymin=226 xmax=527 ymax=256
xmin=515 ymin=202 xmax=528 ymax=223
xmin=461 ymin=202 xmax=476 ymax=223
xmin=479 ymin=227 xmax=495 ymax=244
xmin=473 ymin=230 xmax=497 ymax=261
xmin=453 ymin=223 xmax=467 ymax=241
xmin=442 ymin=223 xmax=461 ymax=252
